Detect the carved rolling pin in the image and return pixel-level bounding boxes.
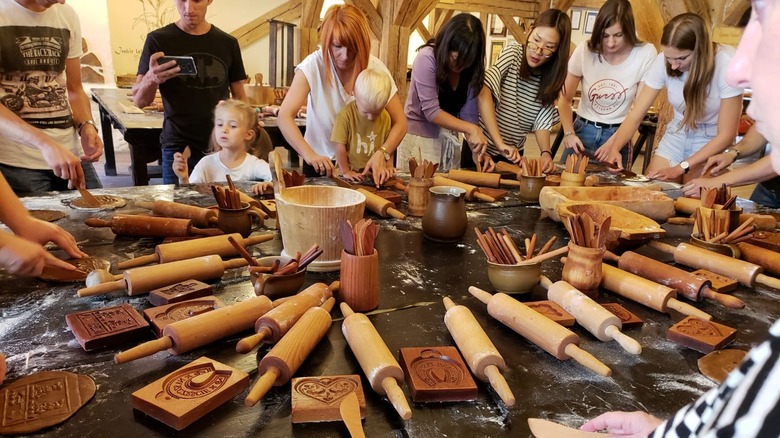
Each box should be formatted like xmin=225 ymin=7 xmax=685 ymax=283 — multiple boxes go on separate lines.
xmin=85 ymin=215 xmax=223 ymax=238
xmin=117 ymin=232 xmax=273 ymax=269
xmin=433 ymin=176 xmax=495 ymax=202
xmin=245 ymin=298 xmax=335 ymax=407
xmin=136 ymin=200 xmax=218 ymax=228
xmin=77 ymin=255 xmax=248 ymax=297
xmin=648 ymin=241 xmax=780 ymax=291
xmin=356 ymin=188 xmax=406 ymax=219
xmin=447 ymin=169 xmax=521 ymax=188
xmin=540 ymin=277 xmax=641 ymax=355
xmin=115 ymin=295 xmax=274 ymax=363
xmin=443 ymin=297 xmax=515 ymax=406
xmin=236 ymin=282 xmax=333 ymax=353
xmin=604 ymin=251 xmax=745 ymax=309
xmin=468 ymin=286 xmax=612 ymax=377
xmin=340 ymin=302 xmax=412 ymax=420
xmin=737 ymin=242 xmax=780 ymax=276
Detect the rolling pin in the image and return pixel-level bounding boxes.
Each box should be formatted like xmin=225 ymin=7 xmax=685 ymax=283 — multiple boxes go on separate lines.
xmin=77 ymin=255 xmax=248 ymax=297
xmin=116 ymin=232 xmax=273 ymax=269
xmin=236 ymin=282 xmax=333 ymax=353
xmin=442 ymin=297 xmax=515 ymax=406
xmin=447 ymin=169 xmax=521 ymax=188
xmin=540 ymin=277 xmax=642 ymax=355
xmin=737 ymin=242 xmax=780 ymax=276
xmin=114 ymin=295 xmax=274 ymax=363
xmin=85 ymin=215 xmax=223 ymax=238
xmin=356 ymin=188 xmax=406 ymax=219
xmin=340 ymin=302 xmax=412 ymax=420
xmin=85 ymin=269 xmax=122 ymax=287
xmin=494 ymin=161 xmax=521 ymax=177
xmin=245 ymin=298 xmax=335 ymax=407
xmin=673 ymin=198 xmax=776 ymax=230
xmin=574 ymin=257 xmax=712 ymax=320
xmin=468 ymin=286 xmax=612 ymax=377
xmin=648 ymin=241 xmax=780 ymax=290
xmin=433 ymin=176 xmax=495 ymax=202
xmin=136 ymin=199 xmax=218 ymax=228
xmin=604 ymin=251 xmax=745 ymax=309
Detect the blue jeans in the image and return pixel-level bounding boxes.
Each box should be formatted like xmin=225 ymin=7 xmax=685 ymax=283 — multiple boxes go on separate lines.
xmin=560 ymin=117 xmax=630 ymax=168
xmin=162 ymin=144 xmax=206 ymax=185
xmin=750 ymin=182 xmax=780 ymax=208
xmin=0 ymin=162 xmax=102 ymax=196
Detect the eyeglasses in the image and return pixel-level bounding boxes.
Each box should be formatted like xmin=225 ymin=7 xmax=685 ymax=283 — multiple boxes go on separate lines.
xmin=527 ymin=42 xmax=556 ymax=58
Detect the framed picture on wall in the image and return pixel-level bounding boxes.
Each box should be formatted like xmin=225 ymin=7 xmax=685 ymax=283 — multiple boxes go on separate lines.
xmin=490 ymin=14 xmax=507 ymax=37
xmin=584 ymin=10 xmax=597 ymax=35
xmin=570 ymin=10 xmax=582 ymax=31
xmin=490 ymin=41 xmax=504 ymax=66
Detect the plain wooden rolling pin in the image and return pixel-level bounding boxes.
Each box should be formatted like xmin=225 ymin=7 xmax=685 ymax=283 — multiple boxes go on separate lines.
xmin=77 ymin=255 xmax=248 ymax=297
xmin=442 ymin=297 xmax=515 ymax=406
xmin=737 ymin=242 xmax=780 ymax=276
xmin=236 ymin=282 xmax=333 ymax=353
xmin=447 ymin=169 xmax=521 ymax=188
xmin=136 ymin=200 xmax=217 ymax=228
xmin=340 ymin=302 xmax=412 ymax=420
xmin=245 ymin=298 xmax=335 ymax=407
xmin=356 ymin=188 xmax=406 ymax=219
xmin=115 ymin=294 xmax=274 ymax=363
xmin=605 ymin=251 xmax=745 ymax=309
xmin=540 ymin=277 xmax=641 ymax=355
xmin=116 ymin=232 xmax=273 ymax=269
xmin=468 ymin=286 xmax=612 ymax=377
xmin=648 ymin=241 xmax=780 ymax=291
xmin=85 ymin=215 xmax=223 ymax=238
xmin=433 ymin=176 xmax=495 ymax=202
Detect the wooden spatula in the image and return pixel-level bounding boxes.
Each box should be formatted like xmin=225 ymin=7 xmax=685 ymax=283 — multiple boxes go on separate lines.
xmin=78 ymin=187 xmax=101 ymax=207
xmin=339 ymin=392 xmax=365 ymax=438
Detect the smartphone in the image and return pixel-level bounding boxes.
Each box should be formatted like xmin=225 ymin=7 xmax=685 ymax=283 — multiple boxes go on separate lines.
xmin=159 ymin=55 xmax=197 ymax=76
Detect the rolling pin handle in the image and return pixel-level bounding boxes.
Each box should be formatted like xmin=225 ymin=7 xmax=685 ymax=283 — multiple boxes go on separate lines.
xmin=646 ymin=241 xmax=676 ymax=254
xmin=665 ymin=298 xmax=712 ymax=320
xmin=235 ymin=327 xmax=271 ymax=353
xmin=467 ymin=286 xmax=493 ymax=305
xmin=603 ymin=251 xmax=621 ymax=263
xmin=442 ymin=296 xmax=456 ymax=311
xmin=484 ymin=365 xmax=515 ymax=407
xmin=700 ymin=287 xmax=746 ymax=309
xmin=539 ymin=276 xmax=553 ymax=290
xmin=604 ymin=325 xmax=642 ymax=355
xmin=499 ymin=179 xmax=521 ymax=187
xmin=340 ymin=301 xmax=356 ymax=317
xmin=114 ymin=336 xmax=173 ymax=364
xmin=756 ymin=273 xmax=780 ymax=291
xmin=84 ymin=218 xmax=111 ymax=227
xmin=388 ymin=207 xmax=406 ymax=220
xmin=245 ymin=367 xmax=281 ymax=407
xmin=475 ymin=192 xmax=496 ymax=203
xmin=381 ymin=376 xmax=412 ymax=420
xmin=223 ymin=258 xmax=250 ymax=270
xmin=563 ymin=343 xmax=612 ymax=377
xmin=77 ymin=279 xmax=125 ymax=297
xmin=116 ymin=254 xmax=159 ymax=270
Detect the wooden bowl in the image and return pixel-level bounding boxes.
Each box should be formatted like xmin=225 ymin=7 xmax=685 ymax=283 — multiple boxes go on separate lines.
xmin=557 ymin=202 xmax=665 ymax=251
xmin=486 ymin=261 xmax=542 ymax=294
xmin=689 ymin=234 xmax=740 ymax=258
xmin=250 ymin=256 xmax=306 ymax=299
xmin=540 ymin=186 xmax=674 ymax=223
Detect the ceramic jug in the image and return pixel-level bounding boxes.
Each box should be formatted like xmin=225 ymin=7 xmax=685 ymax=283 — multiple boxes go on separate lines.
xmin=422 ymin=186 xmax=467 ymax=242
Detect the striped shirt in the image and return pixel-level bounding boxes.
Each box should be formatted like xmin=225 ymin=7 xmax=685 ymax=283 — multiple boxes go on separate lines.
xmin=481 ymin=44 xmax=559 ymax=157
xmin=650 ymin=318 xmax=780 ymax=437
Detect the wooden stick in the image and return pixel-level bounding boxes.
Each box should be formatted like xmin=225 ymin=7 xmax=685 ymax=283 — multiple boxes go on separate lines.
xmin=537 ymin=236 xmax=557 ymax=256
xmin=227 ymin=236 xmax=259 ymax=266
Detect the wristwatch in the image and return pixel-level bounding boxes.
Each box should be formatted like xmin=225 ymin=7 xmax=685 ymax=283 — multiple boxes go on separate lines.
xmin=680 ymin=161 xmax=690 ymax=174
xmin=723 ymin=148 xmax=740 ymax=159
xmin=379 ymin=146 xmax=391 ymax=161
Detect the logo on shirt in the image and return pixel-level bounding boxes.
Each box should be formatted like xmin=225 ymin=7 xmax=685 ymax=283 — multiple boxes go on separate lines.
xmin=356 ymin=132 xmax=377 ymax=155
xmin=15 ymin=36 xmax=63 ymax=67
xmin=587 ymin=79 xmax=628 ymax=115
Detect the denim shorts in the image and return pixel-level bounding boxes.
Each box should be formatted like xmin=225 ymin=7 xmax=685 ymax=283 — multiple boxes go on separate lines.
xmin=161 ymin=144 xmax=206 ymax=185
xmin=0 ymin=162 xmax=102 ymax=196
xmin=560 ymin=117 xmax=630 ymax=168
xmin=653 ymin=119 xmax=717 ymax=166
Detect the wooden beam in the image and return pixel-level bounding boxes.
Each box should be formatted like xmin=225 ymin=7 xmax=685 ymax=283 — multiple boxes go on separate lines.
xmin=721 ymin=0 xmax=750 ymax=26
xmin=416 ymin=23 xmax=433 ymax=42
xmin=499 ymin=14 xmax=527 ymax=42
xmin=347 ymin=0 xmax=382 ymax=39
xmin=630 ymin=0 xmax=665 ymax=50
xmin=434 ymin=9 xmax=454 ymax=34
xmin=553 ymin=0 xmax=575 ymax=11
xmin=393 ymin=0 xmax=418 ymax=26
xmin=300 ymin=0 xmax=324 ymax=63
xmin=408 ymin=1 xmax=439 ymax=30
xmin=230 ymin=0 xmax=302 ymax=49
xmin=437 ymin=0 xmax=536 ymax=17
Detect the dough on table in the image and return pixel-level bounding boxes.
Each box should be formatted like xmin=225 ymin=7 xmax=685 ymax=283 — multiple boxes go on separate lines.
xmin=698 ymin=349 xmax=748 ymax=384
xmin=70 ymin=195 xmax=127 ymax=210
xmin=38 ymin=257 xmax=111 ymax=282
xmin=29 ymin=209 xmax=67 ymax=222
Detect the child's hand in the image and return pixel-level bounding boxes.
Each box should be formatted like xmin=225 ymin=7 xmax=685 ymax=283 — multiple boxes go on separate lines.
xmin=251 ymin=181 xmax=273 ymax=195
xmin=341 ymin=170 xmax=364 ymax=182
xmin=12 ymin=217 xmax=87 ymax=259
xmin=172 ymin=151 xmax=189 ymax=183
xmin=0 ymin=233 xmax=78 ymax=277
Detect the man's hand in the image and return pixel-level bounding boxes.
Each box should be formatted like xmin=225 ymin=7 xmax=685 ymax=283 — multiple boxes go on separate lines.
xmin=146 ymin=52 xmax=180 ymax=85
xmin=39 ymin=142 xmax=85 ymax=188
xmin=79 ymin=123 xmax=104 ymax=162
xmin=562 ymin=132 xmax=584 ymax=154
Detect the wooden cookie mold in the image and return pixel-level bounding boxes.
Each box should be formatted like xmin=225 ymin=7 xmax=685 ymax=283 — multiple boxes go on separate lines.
xmin=148 ymin=280 xmax=213 ymax=306
xmin=142 ymin=296 xmax=224 ymax=336
xmin=526 ymin=300 xmax=576 ymax=327
xmin=601 ymin=302 xmax=644 ymax=329
xmin=290 ymin=375 xmax=366 ymax=423
xmin=65 ymin=303 xmax=150 ymax=351
xmin=399 ymin=346 xmax=477 ymax=402
xmin=667 ymin=317 xmax=737 ymax=353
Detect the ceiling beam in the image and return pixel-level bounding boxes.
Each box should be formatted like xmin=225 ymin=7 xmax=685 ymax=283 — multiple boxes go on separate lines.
xmin=347 ymin=0 xmax=383 ymax=39
xmin=437 ymin=0 xmax=536 ymax=17
xmin=499 ymin=14 xmax=527 ymax=42
xmin=230 ymin=0 xmax=302 ymax=48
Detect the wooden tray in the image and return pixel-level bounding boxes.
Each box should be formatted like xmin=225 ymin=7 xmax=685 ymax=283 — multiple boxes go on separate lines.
xmin=557 ymin=202 xmax=665 ymax=249
xmin=540 ymin=186 xmax=674 ymax=223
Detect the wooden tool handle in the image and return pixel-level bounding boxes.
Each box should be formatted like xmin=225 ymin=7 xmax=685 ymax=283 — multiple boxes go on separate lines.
xmin=603 ymin=325 xmax=642 ymax=355
xmin=223 ymin=258 xmax=250 ymax=270
xmin=647 ymin=241 xmax=676 ymax=254
xmin=700 ymin=287 xmax=745 ymax=309
xmin=77 ymin=279 xmax=125 ymax=297
xmin=433 ymin=176 xmax=477 ymax=199
xmin=235 ymin=327 xmax=271 ymax=353
xmin=189 ymin=226 xmax=224 ymax=236
xmin=539 ymin=275 xmax=553 ymax=289
xmin=135 ymin=200 xmax=153 ymax=210
xmin=447 ymin=169 xmax=501 ymax=188
xmin=357 ymin=188 xmax=394 ymax=219
xmin=563 ymin=344 xmax=611 ymax=377
xmin=499 ymin=179 xmax=521 ymax=187
xmin=468 ymin=286 xmax=492 ymax=304
xmin=84 ymin=218 xmax=111 ymax=227
xmin=244 ymin=234 xmax=274 ymax=246
xmin=484 ymin=365 xmax=515 ymax=406
xmin=381 ymin=376 xmax=412 ymax=420
xmin=757 ymin=273 xmax=780 ymax=290
xmin=244 ymin=367 xmax=281 ymax=407
xmin=387 ymin=207 xmax=406 ymax=220
xmin=665 ymin=298 xmax=712 ymax=320
xmin=474 ymin=192 xmax=497 ymax=202
xmin=116 ymin=254 xmax=159 ymax=270
xmin=114 ymin=336 xmax=173 ymax=364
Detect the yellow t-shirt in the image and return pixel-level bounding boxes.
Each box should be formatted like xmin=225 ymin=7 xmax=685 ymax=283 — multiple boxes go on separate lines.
xmin=330 ymin=101 xmax=391 ymax=171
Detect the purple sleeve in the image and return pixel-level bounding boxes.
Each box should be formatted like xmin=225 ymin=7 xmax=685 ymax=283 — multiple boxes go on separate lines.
xmin=460 ymin=89 xmax=479 ymax=124
xmin=411 ymin=48 xmax=442 ymax=122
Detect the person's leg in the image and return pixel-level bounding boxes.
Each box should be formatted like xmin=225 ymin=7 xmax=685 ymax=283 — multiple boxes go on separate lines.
xmin=82 ymin=161 xmax=103 ymax=189
xmin=750 ymin=182 xmax=780 ymax=208
xmin=0 ymin=164 xmax=56 ymax=196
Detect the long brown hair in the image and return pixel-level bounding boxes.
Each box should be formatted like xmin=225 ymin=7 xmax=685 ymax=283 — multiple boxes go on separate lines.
xmin=319 ymin=4 xmax=371 ymax=88
xmin=521 ymin=9 xmax=571 ymax=106
xmin=661 ymin=13 xmax=716 ymax=130
xmin=422 ymin=13 xmax=486 ymax=97
xmin=588 ymin=0 xmax=644 ymax=56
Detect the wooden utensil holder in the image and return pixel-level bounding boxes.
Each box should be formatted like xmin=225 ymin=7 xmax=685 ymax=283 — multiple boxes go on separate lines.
xmin=518 ymin=175 xmax=546 ymax=203
xmin=340 ymin=249 xmax=379 ymax=311
xmin=218 ymin=203 xmax=263 ymax=237
xmin=407 ymin=177 xmax=433 ymax=217
xmin=561 ymin=242 xmax=605 ymax=298
xmin=560 ymin=171 xmax=585 ymax=187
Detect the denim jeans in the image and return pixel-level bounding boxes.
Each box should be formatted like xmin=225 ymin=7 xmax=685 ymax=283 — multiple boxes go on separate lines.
xmin=162 ymin=144 xmax=206 ymax=185
xmin=750 ymin=181 xmax=780 ymax=208
xmin=560 ymin=117 xmax=629 ymax=168
xmin=0 ymin=162 xmax=102 ymax=196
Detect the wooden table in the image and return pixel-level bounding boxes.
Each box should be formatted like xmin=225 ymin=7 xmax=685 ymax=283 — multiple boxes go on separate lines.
xmin=1 ymin=183 xmax=778 ymax=437
xmin=91 ymin=88 xmax=304 ymax=186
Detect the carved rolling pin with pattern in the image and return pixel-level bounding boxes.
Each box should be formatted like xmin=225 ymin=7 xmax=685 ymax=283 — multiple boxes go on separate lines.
xmin=136 ymin=200 xmax=218 ymax=228
xmin=244 ymin=298 xmax=336 ymax=407
xmin=85 ymin=215 xmax=223 ymax=238
xmin=115 ymin=295 xmax=275 ymax=363
xmin=468 ymin=286 xmax=612 ymax=377
xmin=77 ymin=255 xmax=248 ymax=297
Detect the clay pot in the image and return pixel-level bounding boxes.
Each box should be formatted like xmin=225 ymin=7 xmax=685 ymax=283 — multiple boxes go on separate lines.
xmin=690 ymin=234 xmax=741 ymax=258
xmin=487 ymin=260 xmax=542 ymax=294
xmin=340 ymin=249 xmax=379 ymax=311
xmin=407 ymin=177 xmax=434 ymax=217
xmin=561 ymin=242 xmax=605 ymax=298
xmin=218 ymin=202 xmax=263 ymax=237
xmin=560 ymin=171 xmax=585 ymax=187
xmin=422 ymin=186 xmax=468 ymax=242
xmin=250 ymin=256 xmax=306 ymax=299
xmin=518 ymin=175 xmax=547 ymax=203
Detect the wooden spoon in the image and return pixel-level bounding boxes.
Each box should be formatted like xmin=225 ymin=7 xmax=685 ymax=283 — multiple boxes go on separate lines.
xmin=339 ymin=392 xmax=365 ymax=438
xmin=78 ymin=187 xmax=101 ymax=207
xmin=340 ymin=221 xmax=355 ymax=255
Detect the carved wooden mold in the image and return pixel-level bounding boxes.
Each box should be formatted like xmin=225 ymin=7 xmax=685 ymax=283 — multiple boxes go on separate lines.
xmin=143 ymin=296 xmax=224 ymax=335
xmin=526 ymin=300 xmax=576 ymax=327
xmin=399 ymin=346 xmax=477 ymax=402
xmin=601 ymin=302 xmax=644 ymax=329
xmin=290 ymin=375 xmax=366 ymax=423
xmin=148 ymin=280 xmax=213 ymax=306
xmin=667 ymin=316 xmax=737 ymax=353
xmin=65 ymin=303 xmax=150 ymax=351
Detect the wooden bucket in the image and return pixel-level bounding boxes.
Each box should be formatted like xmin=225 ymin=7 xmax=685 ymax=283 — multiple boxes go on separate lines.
xmin=276 ymin=186 xmax=365 ymax=272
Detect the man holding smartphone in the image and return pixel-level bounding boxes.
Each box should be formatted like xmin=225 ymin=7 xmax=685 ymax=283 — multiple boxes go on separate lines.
xmin=132 ymin=0 xmax=248 ymax=185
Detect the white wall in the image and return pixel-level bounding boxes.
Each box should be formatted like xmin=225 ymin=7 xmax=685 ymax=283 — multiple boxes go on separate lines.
xmin=70 ymin=0 xmax=114 ymax=85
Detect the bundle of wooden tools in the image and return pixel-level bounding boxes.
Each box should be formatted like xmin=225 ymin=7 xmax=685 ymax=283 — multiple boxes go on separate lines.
xmin=519 ymin=157 xmax=544 ymax=177
xmin=562 ymin=212 xmax=611 ymax=249
xmin=564 ymin=154 xmax=588 ymax=175
xmin=212 ymin=175 xmax=242 ymax=209
xmin=341 ymin=219 xmax=379 ymax=256
xmin=230 ymin=236 xmax=322 ymax=275
xmin=695 ymin=209 xmax=755 ymax=244
xmin=700 ymin=185 xmax=733 ymax=208
xmin=474 ymin=228 xmax=565 ymax=265
xmin=409 ymin=157 xmax=437 ymax=179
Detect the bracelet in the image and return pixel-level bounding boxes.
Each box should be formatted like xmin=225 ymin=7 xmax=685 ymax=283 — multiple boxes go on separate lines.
xmin=563 ymin=131 xmax=574 ymax=137
xmin=77 ymin=120 xmax=97 ymax=135
xmin=540 ymin=150 xmax=552 ymax=157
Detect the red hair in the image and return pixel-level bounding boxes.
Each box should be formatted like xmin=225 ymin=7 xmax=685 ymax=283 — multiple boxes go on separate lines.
xmin=320 ymin=4 xmax=371 ymax=87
